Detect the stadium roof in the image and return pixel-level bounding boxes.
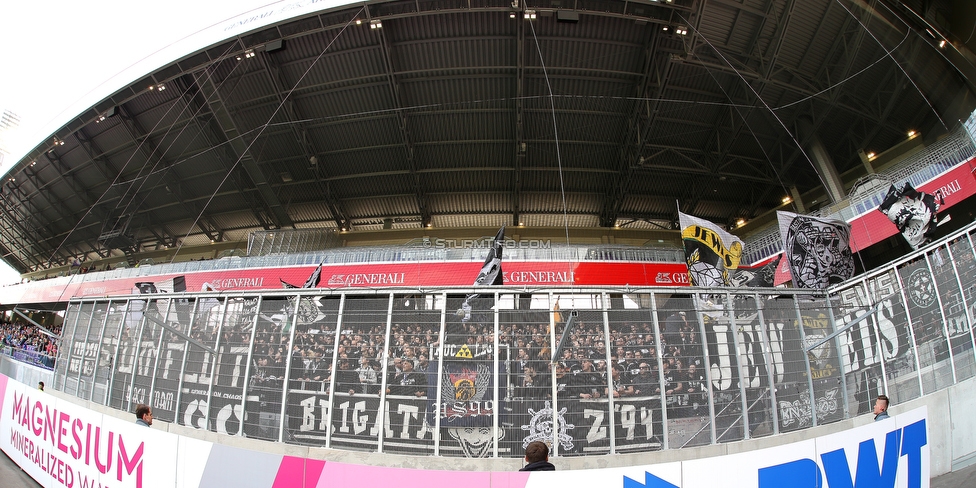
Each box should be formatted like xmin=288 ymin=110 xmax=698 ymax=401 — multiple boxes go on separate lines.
xmin=1 ymin=0 xmax=973 ymax=274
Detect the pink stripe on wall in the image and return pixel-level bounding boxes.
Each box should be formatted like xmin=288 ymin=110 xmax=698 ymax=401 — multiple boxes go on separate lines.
xmin=273 ymin=456 xmax=326 ymax=488
xmin=314 ymin=462 xmax=531 ymax=488
xmin=0 ymin=374 xmax=8 ymax=419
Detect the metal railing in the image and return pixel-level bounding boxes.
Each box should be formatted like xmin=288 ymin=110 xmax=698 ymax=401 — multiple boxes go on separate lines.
xmin=46 ymin=220 xmax=976 ymax=458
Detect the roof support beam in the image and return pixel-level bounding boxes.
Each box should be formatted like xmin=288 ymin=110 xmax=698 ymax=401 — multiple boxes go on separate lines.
xmin=111 ymin=107 xmax=197 ymax=246
xmin=173 ymin=74 xmax=272 ymax=233
xmin=20 ymin=162 xmax=79 ymax=240
xmin=189 ymin=71 xmax=295 ymax=230
xmin=513 ymin=11 xmax=526 ymax=227
xmin=3 ymin=172 xmax=66 ymax=267
xmin=377 ymin=24 xmax=430 ymax=228
xmin=688 ymin=0 xmax=797 ymax=219
xmin=0 ymin=187 xmax=46 ymax=271
xmin=601 ymin=26 xmax=670 ymax=228
xmin=258 ymin=48 xmax=350 ymax=231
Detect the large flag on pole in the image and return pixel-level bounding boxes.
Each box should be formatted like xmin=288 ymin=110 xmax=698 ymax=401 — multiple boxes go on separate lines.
xmin=279 ymin=262 xmax=325 ymax=332
xmin=878 ymin=182 xmax=942 ymax=250
xmin=777 ymin=211 xmax=855 ymax=288
xmin=131 ymin=277 xmax=190 ymax=325
xmin=678 ymin=212 xmax=743 ymax=287
xmin=457 ymin=226 xmax=505 ymax=323
xmin=280 ymin=262 xmax=323 ymax=289
xmin=731 ymin=254 xmax=782 ymax=288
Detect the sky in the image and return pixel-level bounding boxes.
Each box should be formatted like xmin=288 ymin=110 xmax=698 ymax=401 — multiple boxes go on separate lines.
xmin=0 ymin=0 xmax=354 ymax=285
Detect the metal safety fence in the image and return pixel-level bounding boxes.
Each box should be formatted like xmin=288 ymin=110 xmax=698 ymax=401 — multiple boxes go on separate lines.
xmin=50 ymin=223 xmax=976 ymax=458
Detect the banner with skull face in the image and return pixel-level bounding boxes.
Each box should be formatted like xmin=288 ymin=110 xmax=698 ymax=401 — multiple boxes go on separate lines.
xmin=878 ymin=182 xmax=942 ymax=250
xmin=426 ymin=361 xmax=497 ymax=428
xmin=777 ymin=212 xmax=855 ymax=289
xmin=678 ymin=212 xmax=744 ymax=287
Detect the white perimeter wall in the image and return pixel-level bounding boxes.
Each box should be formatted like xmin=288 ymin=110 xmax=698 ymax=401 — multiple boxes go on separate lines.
xmin=26 ymin=370 xmax=976 ymax=476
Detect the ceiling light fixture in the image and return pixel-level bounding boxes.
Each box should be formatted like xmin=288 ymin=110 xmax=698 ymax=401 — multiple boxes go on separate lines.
xmin=524 ymin=9 xmax=536 ymax=19
xmin=939 ymin=40 xmax=946 ymax=48
xmin=370 ymin=19 xmax=382 ymax=29
xmin=867 ymin=152 xmax=875 ymax=159
xmin=782 ymin=196 xmax=792 ymax=204
xmin=907 ymin=130 xmax=916 ymax=137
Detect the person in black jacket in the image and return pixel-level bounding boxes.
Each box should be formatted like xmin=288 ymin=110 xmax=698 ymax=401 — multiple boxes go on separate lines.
xmin=572 ymin=358 xmax=603 ymax=399
xmin=387 ymin=359 xmax=427 ymax=397
xmin=519 ymin=441 xmax=555 ymax=471
xmin=335 ymin=357 xmax=360 ymax=395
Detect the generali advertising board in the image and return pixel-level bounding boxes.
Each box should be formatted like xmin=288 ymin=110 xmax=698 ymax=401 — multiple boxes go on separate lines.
xmin=0 ymin=261 xmax=692 ymax=305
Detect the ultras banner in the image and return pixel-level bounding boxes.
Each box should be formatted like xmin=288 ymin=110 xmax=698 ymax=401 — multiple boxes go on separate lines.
xmin=287 ymin=392 xmax=434 ymax=455
xmin=832 ymin=271 xmax=914 ymax=415
xmin=777 ymin=211 xmax=855 ymax=288
xmin=285 ymin=392 xmax=667 ymax=458
xmin=678 ymin=212 xmax=744 ymax=287
xmin=731 ymin=255 xmax=781 ymax=288
xmin=426 ymin=360 xmax=497 ymax=428
xmin=878 ymin=182 xmax=942 ymax=250
xmin=896 ymin=258 xmax=950 ymax=368
xmin=0 ymin=371 xmax=932 ymax=488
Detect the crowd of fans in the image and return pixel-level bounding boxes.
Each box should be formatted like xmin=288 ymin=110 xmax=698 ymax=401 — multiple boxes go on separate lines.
xmin=0 ymin=321 xmax=62 ymax=368
xmin=110 ymin=297 xmax=713 ymax=423
xmin=232 ymin=301 xmax=711 ymax=419
xmin=283 ymin=317 xmax=440 ymax=398
xmin=501 ymin=310 xmax=708 ymax=417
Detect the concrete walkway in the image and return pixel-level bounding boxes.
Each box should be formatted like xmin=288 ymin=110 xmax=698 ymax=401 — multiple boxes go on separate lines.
xmin=931 ymin=462 xmax=976 ymax=488
xmin=0 ymin=451 xmax=39 ymax=487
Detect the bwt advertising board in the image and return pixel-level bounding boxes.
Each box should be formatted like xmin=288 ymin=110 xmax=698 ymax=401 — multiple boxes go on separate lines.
xmin=0 ymin=374 xmax=930 ymax=488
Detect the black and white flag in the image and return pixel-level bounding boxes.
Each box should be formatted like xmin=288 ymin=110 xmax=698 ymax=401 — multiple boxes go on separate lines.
xmin=878 ymin=182 xmax=942 ymax=250
xmin=777 ymin=212 xmax=855 ymax=289
xmin=731 ymin=254 xmax=781 ymax=288
xmin=279 ymin=262 xmax=325 ymax=332
xmin=457 ymin=226 xmax=505 ymax=323
xmin=678 ymin=212 xmax=744 ymax=287
xmin=280 ymin=262 xmax=323 ymax=289
xmin=130 ymin=276 xmax=190 ymax=326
